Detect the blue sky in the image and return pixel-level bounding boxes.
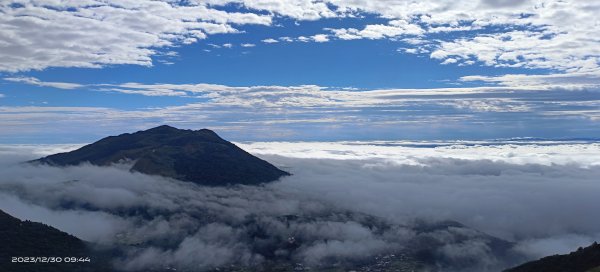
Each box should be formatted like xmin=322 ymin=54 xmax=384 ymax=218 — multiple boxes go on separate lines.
xmin=0 ymin=0 xmax=599 ymax=143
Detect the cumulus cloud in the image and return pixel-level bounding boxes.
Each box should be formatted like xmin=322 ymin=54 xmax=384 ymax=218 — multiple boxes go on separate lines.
xmin=1 ymin=143 xmax=599 ymax=270
xmin=334 ymin=1 xmax=600 ymax=73
xmin=0 ymin=1 xmax=270 ymax=72
xmin=429 ymin=29 xmax=600 ymax=73
xmin=326 ymin=20 xmax=424 ymax=40
xmin=297 ymin=36 xmax=310 ymax=42
xmin=311 ymin=34 xmax=329 ymax=43
xmin=1 ymin=0 xmax=597 ymax=76
xmin=205 ymin=0 xmax=600 ymax=81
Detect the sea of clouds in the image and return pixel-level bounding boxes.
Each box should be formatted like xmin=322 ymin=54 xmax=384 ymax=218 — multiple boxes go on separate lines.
xmin=0 ymin=141 xmax=599 ymax=271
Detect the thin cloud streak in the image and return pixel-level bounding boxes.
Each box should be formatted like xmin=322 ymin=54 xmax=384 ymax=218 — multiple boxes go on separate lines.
xmin=1 ymin=82 xmax=599 ymax=142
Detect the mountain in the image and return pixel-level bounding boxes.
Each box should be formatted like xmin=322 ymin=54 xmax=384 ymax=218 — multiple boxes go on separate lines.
xmin=0 ymin=209 xmax=111 ymax=272
xmin=32 ymin=125 xmax=290 ymax=186
xmin=505 ymin=242 xmax=600 ymax=272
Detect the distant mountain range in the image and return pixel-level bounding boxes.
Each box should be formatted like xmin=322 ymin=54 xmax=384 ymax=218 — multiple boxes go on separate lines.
xmin=506 ymin=242 xmax=600 ymax=272
xmin=33 ymin=125 xmax=289 ymax=186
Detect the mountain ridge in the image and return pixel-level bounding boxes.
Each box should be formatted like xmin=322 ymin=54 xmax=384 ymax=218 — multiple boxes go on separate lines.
xmin=505 ymin=242 xmax=600 ymax=272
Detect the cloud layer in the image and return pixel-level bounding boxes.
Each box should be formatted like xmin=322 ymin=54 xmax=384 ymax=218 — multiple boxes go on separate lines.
xmin=2 ymin=78 xmax=599 ymax=142
xmin=1 ymin=142 xmax=599 ymax=270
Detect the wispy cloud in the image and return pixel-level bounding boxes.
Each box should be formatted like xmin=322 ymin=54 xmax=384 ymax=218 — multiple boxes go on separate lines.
xmin=325 ymin=20 xmax=424 ymax=40
xmin=460 ymin=72 xmax=600 ymax=90
xmin=261 ymin=38 xmax=279 ymax=43
xmin=4 ymin=77 xmax=83 ymax=90
xmin=1 ymin=81 xmax=599 ymax=142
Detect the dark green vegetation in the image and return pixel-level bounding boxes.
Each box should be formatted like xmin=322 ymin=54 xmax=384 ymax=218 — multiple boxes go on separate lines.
xmin=0 ymin=209 xmax=112 ymax=272
xmin=505 ymin=242 xmax=600 ymax=272
xmin=33 ymin=125 xmax=289 ymax=186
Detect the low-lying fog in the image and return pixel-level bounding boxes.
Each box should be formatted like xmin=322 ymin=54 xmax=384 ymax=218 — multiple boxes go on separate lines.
xmin=1 ymin=141 xmax=599 ymax=271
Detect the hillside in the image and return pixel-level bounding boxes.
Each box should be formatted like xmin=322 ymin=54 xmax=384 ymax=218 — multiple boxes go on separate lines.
xmin=0 ymin=209 xmax=111 ymax=272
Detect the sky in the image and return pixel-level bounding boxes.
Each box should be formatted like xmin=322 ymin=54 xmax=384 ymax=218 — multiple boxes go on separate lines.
xmin=1 ymin=0 xmax=599 ymax=143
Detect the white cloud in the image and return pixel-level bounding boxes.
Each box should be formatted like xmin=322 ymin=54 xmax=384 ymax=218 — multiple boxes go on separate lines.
xmin=245 ymin=142 xmax=600 ymax=257
xmin=445 ymin=99 xmax=532 ymax=113
xmin=239 ymin=141 xmax=600 ymax=167
xmin=0 ymin=1 xmax=271 ymax=72
xmin=402 ymin=48 xmax=418 ymax=54
xmin=0 ymin=0 xmax=598 ymax=75
xmin=1 ymin=78 xmax=599 ymax=141
xmin=325 ymin=28 xmax=362 ymax=40
xmin=4 ymin=78 xmax=599 ymax=122
xmin=311 ymin=34 xmax=329 ymax=43
xmin=99 ymin=82 xmax=513 ymax=106
xmin=440 ymin=58 xmax=458 ymax=65
xmin=261 ymin=38 xmax=278 ymax=43
xmin=297 ymin=36 xmax=310 ymax=42
xmin=222 ymin=43 xmax=233 ymax=48
xmin=240 ymin=43 xmax=255 ymax=47
xmin=254 ymin=1 xmax=600 ymax=76
xmin=102 ymin=88 xmax=188 ymax=97
xmin=275 ymin=34 xmax=330 ymax=43
xmin=208 ymin=0 xmax=339 ymax=21
xmin=159 ymin=51 xmax=179 ymax=57
xmin=460 ymin=72 xmax=600 ymax=90
xmin=4 ymin=77 xmax=83 ymax=90
xmin=429 ymin=30 xmax=600 ymax=73
xmin=326 ymin=20 xmax=424 ymax=40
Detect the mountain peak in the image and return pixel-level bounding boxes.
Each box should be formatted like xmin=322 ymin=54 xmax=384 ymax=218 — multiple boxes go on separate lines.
xmin=139 ymin=126 xmax=222 ymax=141
xmin=145 ymin=124 xmax=179 ymax=132
xmin=33 ymin=126 xmax=290 ymax=186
